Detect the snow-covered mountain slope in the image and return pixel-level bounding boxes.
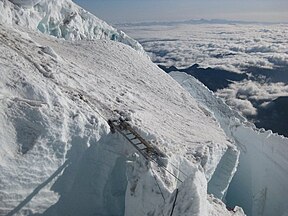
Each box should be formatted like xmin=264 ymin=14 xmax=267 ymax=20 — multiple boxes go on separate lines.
xmin=0 ymin=0 xmax=145 ymax=54
xmin=171 ymin=71 xmax=288 ymax=216
xmin=0 ymin=22 xmax=245 ymax=216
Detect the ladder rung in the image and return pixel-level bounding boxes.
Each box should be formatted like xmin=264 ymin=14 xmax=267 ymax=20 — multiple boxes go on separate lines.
xmin=114 ymin=122 xmax=165 ymax=162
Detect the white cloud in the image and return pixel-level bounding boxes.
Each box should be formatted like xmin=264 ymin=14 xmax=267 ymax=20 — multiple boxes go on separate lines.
xmin=226 ymin=98 xmax=258 ymax=116
xmin=216 ymin=80 xmax=288 ymax=116
xmin=245 ymin=45 xmax=276 ymax=53
xmin=268 ymin=54 xmax=288 ymax=66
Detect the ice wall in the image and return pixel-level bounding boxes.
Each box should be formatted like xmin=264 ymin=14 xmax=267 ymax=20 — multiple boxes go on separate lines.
xmin=170 ymin=71 xmax=288 ymax=216
xmin=40 ymin=134 xmax=136 ymax=216
xmin=207 ymin=146 xmax=239 ymax=200
xmin=226 ymin=126 xmax=288 ymax=216
xmin=0 ymin=0 xmax=146 ymax=54
xmin=170 ymin=72 xmax=241 ymax=201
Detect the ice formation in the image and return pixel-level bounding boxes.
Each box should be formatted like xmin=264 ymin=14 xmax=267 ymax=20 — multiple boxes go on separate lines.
xmin=0 ymin=0 xmax=145 ymax=54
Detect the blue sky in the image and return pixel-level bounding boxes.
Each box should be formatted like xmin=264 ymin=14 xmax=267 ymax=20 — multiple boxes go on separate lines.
xmin=73 ymin=0 xmax=288 ymax=24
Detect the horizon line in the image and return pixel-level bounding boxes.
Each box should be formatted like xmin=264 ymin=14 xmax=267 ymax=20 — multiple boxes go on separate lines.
xmin=114 ymin=18 xmax=288 ymax=26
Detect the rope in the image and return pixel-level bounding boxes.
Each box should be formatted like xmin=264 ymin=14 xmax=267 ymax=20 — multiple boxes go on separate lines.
xmin=149 ymin=157 xmax=183 ymax=183
xmin=151 ymin=168 xmax=166 ymax=202
xmin=169 ymin=189 xmax=179 ymax=216
xmin=151 ymin=168 xmax=166 ymax=216
xmin=168 ymin=161 xmax=188 ymax=178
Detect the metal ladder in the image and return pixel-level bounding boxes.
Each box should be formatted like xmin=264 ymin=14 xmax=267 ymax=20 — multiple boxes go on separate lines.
xmin=110 ymin=121 xmax=162 ymax=160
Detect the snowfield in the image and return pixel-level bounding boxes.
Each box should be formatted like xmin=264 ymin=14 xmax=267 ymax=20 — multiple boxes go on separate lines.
xmin=0 ymin=0 xmax=287 ymax=216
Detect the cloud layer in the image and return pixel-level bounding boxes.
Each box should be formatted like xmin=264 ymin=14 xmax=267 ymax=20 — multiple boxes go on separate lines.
xmin=121 ymin=23 xmax=288 ymax=117
xmin=122 ymin=23 xmax=288 ymax=73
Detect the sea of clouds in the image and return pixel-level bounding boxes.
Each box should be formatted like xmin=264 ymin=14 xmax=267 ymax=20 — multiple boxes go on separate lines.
xmin=121 ymin=23 xmax=288 ymax=72
xmin=120 ymin=23 xmax=288 ymax=118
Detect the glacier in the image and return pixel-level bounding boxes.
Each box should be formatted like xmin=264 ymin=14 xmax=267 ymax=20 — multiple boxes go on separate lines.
xmin=0 ymin=0 xmax=286 ymax=216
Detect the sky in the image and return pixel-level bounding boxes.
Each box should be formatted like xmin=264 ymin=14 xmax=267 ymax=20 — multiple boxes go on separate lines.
xmin=73 ymin=0 xmax=288 ymax=24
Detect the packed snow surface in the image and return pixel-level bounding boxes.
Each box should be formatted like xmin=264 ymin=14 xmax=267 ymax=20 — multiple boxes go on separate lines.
xmin=0 ymin=23 xmax=244 ymax=216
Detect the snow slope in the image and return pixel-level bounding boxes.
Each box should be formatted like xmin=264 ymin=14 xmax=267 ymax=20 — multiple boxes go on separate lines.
xmin=0 ymin=0 xmax=145 ymax=54
xmin=171 ymin=71 xmax=288 ymax=216
xmin=0 ymin=22 xmax=244 ymax=216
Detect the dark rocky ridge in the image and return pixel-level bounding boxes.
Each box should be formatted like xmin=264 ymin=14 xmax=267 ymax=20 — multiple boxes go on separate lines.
xmin=159 ymin=64 xmax=248 ymax=91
